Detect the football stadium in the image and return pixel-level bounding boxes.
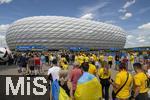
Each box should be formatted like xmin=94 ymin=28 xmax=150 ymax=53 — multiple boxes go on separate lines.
xmin=6 ymin=16 xmax=126 ymax=50
xmin=1 ymin=1 xmax=150 ymax=100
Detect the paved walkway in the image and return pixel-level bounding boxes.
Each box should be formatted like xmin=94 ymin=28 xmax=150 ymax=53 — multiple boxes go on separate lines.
xmin=0 ymin=64 xmax=133 ymax=99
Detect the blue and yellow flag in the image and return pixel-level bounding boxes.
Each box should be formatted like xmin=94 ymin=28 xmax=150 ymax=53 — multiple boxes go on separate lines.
xmin=75 ymin=72 xmax=102 ymax=100
xmin=51 ymin=80 xmax=70 ymax=100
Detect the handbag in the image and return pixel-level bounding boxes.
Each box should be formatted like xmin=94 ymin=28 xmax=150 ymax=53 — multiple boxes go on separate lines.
xmin=112 ymin=72 xmax=129 ymax=100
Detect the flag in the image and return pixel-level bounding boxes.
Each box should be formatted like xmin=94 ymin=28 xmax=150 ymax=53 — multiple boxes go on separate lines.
xmin=51 ymin=80 xmax=70 ymax=100
xmin=75 ymin=72 xmax=102 ymax=100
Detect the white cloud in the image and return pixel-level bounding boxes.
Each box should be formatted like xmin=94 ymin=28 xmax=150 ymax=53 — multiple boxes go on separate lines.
xmin=138 ymin=23 xmax=150 ymax=30
xmin=0 ymin=0 xmax=12 ymax=4
xmin=123 ymin=0 xmax=136 ymax=9
xmin=119 ymin=0 xmax=135 ymax=19
xmin=139 ymin=39 xmax=145 ymax=42
xmin=118 ymin=9 xmax=127 ymax=13
xmin=119 ymin=0 xmax=136 ymax=12
xmin=0 ymin=24 xmax=9 ymax=36
xmin=120 ymin=12 xmax=132 ymax=20
xmin=125 ymin=29 xmax=150 ymax=48
xmin=0 ymin=35 xmax=7 ymax=47
xmin=0 ymin=24 xmax=9 ymax=47
xmin=80 ymin=2 xmax=109 ymax=14
xmin=80 ymin=13 xmax=94 ymax=20
xmin=127 ymin=35 xmax=134 ymax=39
xmin=79 ymin=2 xmax=109 ymax=20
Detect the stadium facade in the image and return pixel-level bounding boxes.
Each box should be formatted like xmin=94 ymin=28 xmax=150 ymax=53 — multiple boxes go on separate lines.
xmin=6 ymin=16 xmax=126 ymax=50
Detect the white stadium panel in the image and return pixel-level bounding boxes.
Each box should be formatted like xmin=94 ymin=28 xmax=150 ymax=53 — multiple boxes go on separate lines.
xmin=6 ymin=16 xmax=126 ymax=50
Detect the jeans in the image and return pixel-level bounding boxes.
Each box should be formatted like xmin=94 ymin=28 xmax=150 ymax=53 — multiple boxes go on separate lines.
xmin=100 ymin=78 xmax=110 ymax=100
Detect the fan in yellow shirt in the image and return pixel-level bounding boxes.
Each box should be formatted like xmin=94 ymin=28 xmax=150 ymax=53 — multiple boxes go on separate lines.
xmin=134 ymin=72 xmax=148 ymax=93
xmin=108 ymin=55 xmax=113 ymax=68
xmin=88 ymin=62 xmax=97 ymax=75
xmin=132 ymin=63 xmax=148 ymax=100
xmin=98 ymin=67 xmax=111 ymax=79
xmin=110 ymin=63 xmax=133 ymax=100
xmin=78 ymin=55 xmax=84 ymax=65
xmin=108 ymin=55 xmax=113 ymax=61
xmin=75 ymin=55 xmax=79 ymax=62
xmin=84 ymin=56 xmax=89 ymax=62
xmin=97 ymin=63 xmax=111 ymax=100
xmin=62 ymin=61 xmax=69 ymax=70
xmin=99 ymin=54 xmax=104 ymax=63
xmin=130 ymin=54 xmax=134 ymax=71
xmin=130 ymin=54 xmax=134 ymax=64
xmin=59 ymin=57 xmax=68 ymax=69
xmin=92 ymin=54 xmax=98 ymax=61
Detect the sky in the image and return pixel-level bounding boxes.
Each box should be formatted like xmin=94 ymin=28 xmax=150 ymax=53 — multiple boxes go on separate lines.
xmin=0 ymin=0 xmax=150 ymax=48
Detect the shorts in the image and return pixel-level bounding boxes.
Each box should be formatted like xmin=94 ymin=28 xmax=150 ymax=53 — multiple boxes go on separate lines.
xmin=115 ymin=61 xmax=120 ymax=65
xmin=29 ymin=66 xmax=34 ymax=71
xmin=108 ymin=61 xmax=112 ymax=65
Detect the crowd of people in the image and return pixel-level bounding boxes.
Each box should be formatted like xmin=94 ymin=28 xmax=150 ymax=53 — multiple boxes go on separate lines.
xmin=12 ymin=50 xmax=149 ymax=100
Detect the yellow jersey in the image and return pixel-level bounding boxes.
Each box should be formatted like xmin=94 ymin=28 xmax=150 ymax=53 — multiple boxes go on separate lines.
xmin=78 ymin=55 xmax=84 ymax=65
xmin=60 ymin=57 xmax=67 ymax=67
xmin=98 ymin=68 xmax=111 ymax=79
xmin=60 ymin=57 xmax=67 ymax=62
xmin=49 ymin=55 xmax=53 ymax=61
xmin=108 ymin=56 xmax=113 ymax=61
xmin=92 ymin=54 xmax=97 ymax=61
xmin=115 ymin=70 xmax=133 ymax=99
xmin=62 ymin=64 xmax=68 ymax=70
xmin=75 ymin=56 xmax=79 ymax=62
xmin=99 ymin=55 xmax=104 ymax=62
xmin=130 ymin=55 xmax=134 ymax=63
xmin=88 ymin=63 xmax=97 ymax=75
xmin=133 ymin=72 xmax=149 ymax=93
xmin=84 ymin=56 xmax=89 ymax=62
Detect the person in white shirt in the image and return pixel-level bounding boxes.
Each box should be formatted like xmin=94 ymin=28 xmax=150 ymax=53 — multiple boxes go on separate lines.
xmin=47 ymin=59 xmax=61 ymax=100
xmin=47 ymin=59 xmax=61 ymax=82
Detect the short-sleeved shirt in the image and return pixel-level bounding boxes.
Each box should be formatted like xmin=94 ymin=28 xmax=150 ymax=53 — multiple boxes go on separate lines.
xmin=88 ymin=63 xmax=96 ymax=75
xmin=108 ymin=56 xmax=113 ymax=61
xmin=98 ymin=68 xmax=111 ymax=79
xmin=78 ymin=55 xmax=84 ymax=65
xmin=99 ymin=55 xmax=104 ymax=62
xmin=69 ymin=67 xmax=82 ymax=90
xmin=28 ymin=58 xmax=34 ymax=66
xmin=115 ymin=70 xmax=132 ymax=99
xmin=34 ymin=57 xmax=40 ymax=65
xmin=130 ymin=55 xmax=134 ymax=63
xmin=40 ymin=55 xmax=46 ymax=63
xmin=133 ymin=72 xmax=148 ymax=93
xmin=92 ymin=54 xmax=97 ymax=61
xmin=84 ymin=56 xmax=89 ymax=62
xmin=47 ymin=66 xmax=61 ymax=81
xmin=62 ymin=64 xmax=68 ymax=70
xmin=60 ymin=57 xmax=67 ymax=67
